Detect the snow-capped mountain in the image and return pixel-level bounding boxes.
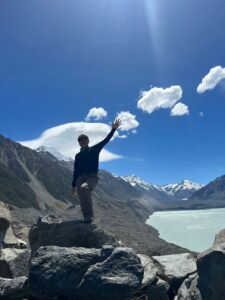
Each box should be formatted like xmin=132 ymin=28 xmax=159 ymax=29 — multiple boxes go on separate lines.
xmin=161 ymin=180 xmax=204 ymax=200
xmin=120 ymin=175 xmax=203 ymax=201
xmin=120 ymin=174 xmax=161 ymax=191
xmin=36 ymin=146 xmax=72 ymax=162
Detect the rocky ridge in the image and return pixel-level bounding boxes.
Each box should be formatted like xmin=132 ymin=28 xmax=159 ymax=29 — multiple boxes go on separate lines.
xmin=1 ymin=208 xmax=225 ymax=299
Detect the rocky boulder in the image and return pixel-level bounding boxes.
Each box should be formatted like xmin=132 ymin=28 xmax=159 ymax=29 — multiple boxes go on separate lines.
xmin=78 ymin=247 xmax=143 ymax=300
xmin=26 ymin=245 xmax=106 ymax=299
xmin=213 ymin=228 xmax=225 ymax=246
xmin=137 ymin=254 xmax=162 ymax=287
xmin=0 ymin=248 xmax=30 ymax=278
xmin=145 ymin=278 xmax=170 ymax=300
xmin=175 ymin=273 xmax=202 ymax=300
xmin=197 ymin=243 xmax=225 ymax=300
xmin=26 ymin=245 xmax=144 ymax=300
xmin=0 ymin=202 xmax=27 ymax=249
xmin=0 ymin=276 xmax=28 ymax=300
xmin=29 ymin=215 xmax=121 ymax=256
xmin=134 ymin=277 xmax=170 ymax=300
xmin=135 ymin=254 xmax=169 ymax=300
xmin=0 ymin=202 xmax=11 ymax=228
xmin=153 ymin=253 xmax=197 ymax=296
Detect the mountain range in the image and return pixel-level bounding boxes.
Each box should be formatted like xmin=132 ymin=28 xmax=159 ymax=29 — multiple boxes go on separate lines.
xmin=119 ymin=174 xmax=203 ymax=202
xmin=33 ymin=145 xmax=204 ymax=202
xmin=36 ymin=145 xmax=73 ymax=162
xmin=1 ymin=134 xmax=225 ymax=255
xmin=32 ymin=144 xmax=204 ymax=203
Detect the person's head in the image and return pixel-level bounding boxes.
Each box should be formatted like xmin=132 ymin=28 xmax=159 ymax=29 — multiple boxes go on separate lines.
xmin=78 ymin=134 xmax=89 ymax=148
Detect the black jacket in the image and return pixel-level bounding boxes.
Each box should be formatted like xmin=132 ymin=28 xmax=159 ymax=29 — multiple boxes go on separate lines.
xmin=72 ymin=127 xmax=116 ymax=187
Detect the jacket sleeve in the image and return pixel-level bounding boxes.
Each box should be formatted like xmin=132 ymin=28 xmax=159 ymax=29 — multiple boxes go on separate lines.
xmin=92 ymin=127 xmax=116 ymax=152
xmin=72 ymin=155 xmax=79 ymax=187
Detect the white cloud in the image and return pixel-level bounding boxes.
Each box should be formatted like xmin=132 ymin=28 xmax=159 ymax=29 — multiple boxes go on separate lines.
xmin=115 ymin=111 xmax=139 ymax=131
xmin=170 ymin=103 xmax=189 ymax=117
xmin=19 ymin=122 xmax=123 ymax=162
xmin=197 ymin=66 xmax=225 ymax=94
xmin=199 ymin=112 xmax=204 ymax=117
xmin=137 ymin=85 xmax=183 ymax=114
xmin=85 ymin=107 xmax=107 ymax=121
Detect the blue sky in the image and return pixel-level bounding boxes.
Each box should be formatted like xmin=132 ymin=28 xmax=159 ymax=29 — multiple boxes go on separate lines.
xmin=1 ymin=0 xmax=225 ymax=185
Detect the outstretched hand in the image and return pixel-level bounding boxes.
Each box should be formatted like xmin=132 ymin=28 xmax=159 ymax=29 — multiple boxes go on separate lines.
xmin=112 ymin=118 xmax=122 ymax=129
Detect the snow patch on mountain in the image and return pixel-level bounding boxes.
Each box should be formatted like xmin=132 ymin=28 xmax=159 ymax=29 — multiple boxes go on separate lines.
xmin=36 ymin=146 xmax=73 ymax=162
xmin=161 ymin=180 xmax=203 ymax=198
xmin=120 ymin=174 xmax=162 ymax=191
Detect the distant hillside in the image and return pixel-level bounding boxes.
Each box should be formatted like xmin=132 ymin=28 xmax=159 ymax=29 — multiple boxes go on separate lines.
xmin=187 ymin=175 xmax=225 ymax=207
xmin=0 ymin=134 xmax=77 ymax=210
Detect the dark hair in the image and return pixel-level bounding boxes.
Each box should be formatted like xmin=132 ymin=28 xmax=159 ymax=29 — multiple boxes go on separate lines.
xmin=78 ymin=134 xmax=89 ymax=142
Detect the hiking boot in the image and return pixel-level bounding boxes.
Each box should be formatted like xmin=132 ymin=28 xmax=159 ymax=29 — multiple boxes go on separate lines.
xmin=84 ymin=216 xmax=93 ymax=223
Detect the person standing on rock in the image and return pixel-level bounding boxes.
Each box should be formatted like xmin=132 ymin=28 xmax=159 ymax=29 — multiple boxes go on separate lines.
xmin=71 ymin=118 xmax=122 ymax=223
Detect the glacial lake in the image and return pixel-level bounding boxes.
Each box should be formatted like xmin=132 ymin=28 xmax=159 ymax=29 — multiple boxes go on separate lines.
xmin=146 ymin=208 xmax=225 ymax=252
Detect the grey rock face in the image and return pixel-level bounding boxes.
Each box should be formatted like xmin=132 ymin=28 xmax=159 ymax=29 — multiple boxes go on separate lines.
xmin=27 ymin=246 xmax=144 ymax=300
xmin=134 ymin=277 xmax=170 ymax=300
xmin=0 ymin=248 xmax=30 ymax=278
xmin=27 ymin=245 xmax=104 ymax=300
xmin=197 ymin=243 xmax=225 ymax=300
xmin=0 ymin=202 xmax=11 ymax=227
xmin=153 ymin=253 xmax=197 ymax=295
xmin=145 ymin=278 xmax=170 ymax=300
xmin=78 ymin=247 xmax=143 ymax=300
xmin=0 ymin=203 xmax=15 ymax=249
xmin=137 ymin=254 xmax=162 ymax=287
xmin=0 ymin=202 xmax=27 ymax=249
xmin=2 ymin=226 xmax=25 ymax=249
xmin=135 ymin=254 xmax=169 ymax=300
xmin=0 ymin=276 xmax=28 ymax=300
xmin=213 ymin=228 xmax=225 ymax=246
xmin=175 ymin=273 xmax=202 ymax=300
xmin=29 ymin=215 xmax=120 ymax=255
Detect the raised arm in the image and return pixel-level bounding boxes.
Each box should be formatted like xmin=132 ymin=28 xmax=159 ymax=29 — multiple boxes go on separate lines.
xmin=92 ymin=118 xmax=122 ymax=151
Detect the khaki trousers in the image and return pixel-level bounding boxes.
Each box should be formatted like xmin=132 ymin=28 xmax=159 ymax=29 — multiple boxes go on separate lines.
xmin=76 ymin=173 xmax=99 ymax=218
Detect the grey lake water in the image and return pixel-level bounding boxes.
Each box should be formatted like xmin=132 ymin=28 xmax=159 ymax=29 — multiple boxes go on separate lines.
xmin=146 ymin=208 xmax=225 ymax=252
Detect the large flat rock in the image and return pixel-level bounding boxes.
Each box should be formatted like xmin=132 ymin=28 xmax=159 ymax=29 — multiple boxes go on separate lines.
xmin=29 ymin=215 xmax=121 ymax=256
xmin=153 ymin=253 xmax=197 ymax=294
